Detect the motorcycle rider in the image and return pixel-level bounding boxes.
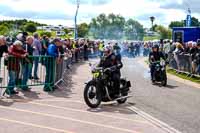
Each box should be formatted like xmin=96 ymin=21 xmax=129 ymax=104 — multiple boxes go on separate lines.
xmin=98 ymin=46 xmax=123 ymax=97
xmin=149 ymin=44 xmax=166 ymax=83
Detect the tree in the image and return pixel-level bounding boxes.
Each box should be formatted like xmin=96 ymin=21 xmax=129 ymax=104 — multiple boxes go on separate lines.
xmin=169 ymin=21 xmax=184 ymax=29
xmin=125 ymin=19 xmax=144 ymax=40
xmin=40 ymin=31 xmax=52 ymax=38
xmin=0 ymin=25 xmax=9 ymax=35
xmin=191 ymin=17 xmax=199 ymax=26
xmin=78 ymin=23 xmax=89 ymax=38
xmin=24 ymin=23 xmax=37 ymax=33
xmin=88 ymin=13 xmax=144 ymax=40
xmin=107 ymin=14 xmax=125 ymax=39
xmin=155 ymin=25 xmax=172 ymax=39
xmin=63 ymin=28 xmax=70 ymax=35
xmin=169 ymin=17 xmax=200 ymax=28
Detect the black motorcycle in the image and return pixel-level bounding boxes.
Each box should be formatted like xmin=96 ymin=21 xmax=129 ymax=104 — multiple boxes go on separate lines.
xmin=151 ymin=60 xmax=167 ymax=86
xmin=84 ymin=63 xmax=131 ymax=108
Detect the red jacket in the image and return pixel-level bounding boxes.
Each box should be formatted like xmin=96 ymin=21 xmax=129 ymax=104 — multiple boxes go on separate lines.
xmin=7 ymin=45 xmax=27 ymax=71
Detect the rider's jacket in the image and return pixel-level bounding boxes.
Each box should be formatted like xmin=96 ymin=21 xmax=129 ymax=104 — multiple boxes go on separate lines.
xmin=149 ymin=51 xmax=166 ymax=63
xmin=98 ymin=52 xmax=123 ymax=74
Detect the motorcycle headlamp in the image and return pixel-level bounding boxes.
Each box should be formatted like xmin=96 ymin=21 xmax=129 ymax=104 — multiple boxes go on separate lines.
xmin=93 ymin=72 xmax=100 ymax=78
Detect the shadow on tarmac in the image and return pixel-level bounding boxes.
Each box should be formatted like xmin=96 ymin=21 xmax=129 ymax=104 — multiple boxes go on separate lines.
xmin=87 ymin=103 xmax=137 ymax=115
xmin=0 ymin=61 xmax=85 ymax=106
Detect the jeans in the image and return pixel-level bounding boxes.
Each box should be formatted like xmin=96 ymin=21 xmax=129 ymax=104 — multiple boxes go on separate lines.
xmin=84 ymin=51 xmax=88 ymax=60
xmin=44 ymin=57 xmax=55 ymax=90
xmin=7 ymin=70 xmax=18 ymax=92
xmin=34 ymin=57 xmax=39 ymax=78
xmin=197 ymin=64 xmax=200 ymax=74
xmin=65 ymin=58 xmax=72 ymax=68
xmin=22 ymin=63 xmax=32 ymax=89
xmin=75 ymin=51 xmax=78 ymax=62
xmin=0 ymin=57 xmax=1 ymax=77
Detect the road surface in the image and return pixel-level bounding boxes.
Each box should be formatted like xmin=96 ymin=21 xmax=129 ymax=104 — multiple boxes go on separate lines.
xmin=122 ymin=57 xmax=200 ymax=133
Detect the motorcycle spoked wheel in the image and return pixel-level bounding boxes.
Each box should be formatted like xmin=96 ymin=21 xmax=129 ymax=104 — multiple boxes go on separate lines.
xmin=84 ymin=82 xmax=102 ymax=108
xmin=117 ymin=80 xmax=128 ymax=104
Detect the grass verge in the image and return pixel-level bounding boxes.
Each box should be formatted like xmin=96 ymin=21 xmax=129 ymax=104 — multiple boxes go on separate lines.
xmin=167 ymin=69 xmax=200 ymax=84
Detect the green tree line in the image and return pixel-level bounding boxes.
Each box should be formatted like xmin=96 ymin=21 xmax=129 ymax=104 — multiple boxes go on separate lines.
xmin=0 ymin=19 xmax=46 ymax=36
xmin=83 ymin=13 xmax=144 ymax=40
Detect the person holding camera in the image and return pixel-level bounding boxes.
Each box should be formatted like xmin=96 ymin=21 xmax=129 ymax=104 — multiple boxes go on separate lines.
xmin=5 ymin=41 xmax=28 ymax=95
xmin=21 ymin=36 xmax=34 ymax=91
xmin=0 ymin=35 xmax=8 ymax=81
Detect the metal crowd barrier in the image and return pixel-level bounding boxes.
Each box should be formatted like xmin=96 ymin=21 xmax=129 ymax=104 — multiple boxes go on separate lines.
xmin=0 ymin=55 xmax=71 ymax=95
xmin=54 ymin=56 xmax=71 ymax=89
xmin=168 ymin=53 xmax=200 ymax=76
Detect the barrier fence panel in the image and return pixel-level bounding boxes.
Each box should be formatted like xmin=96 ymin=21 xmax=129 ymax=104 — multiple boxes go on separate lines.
xmin=54 ymin=57 xmax=70 ymax=89
xmin=0 ymin=55 xmax=57 ymax=95
xmin=168 ymin=53 xmax=200 ymax=76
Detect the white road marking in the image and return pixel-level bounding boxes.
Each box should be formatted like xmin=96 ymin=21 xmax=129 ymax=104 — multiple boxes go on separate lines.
xmin=128 ymin=106 xmax=182 ymax=133
xmin=0 ymin=105 xmax=140 ymax=133
xmin=29 ymin=101 xmax=150 ymax=124
xmin=0 ymin=117 xmax=74 ymax=133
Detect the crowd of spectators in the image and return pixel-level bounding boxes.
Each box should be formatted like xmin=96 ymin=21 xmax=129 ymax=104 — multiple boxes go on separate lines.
xmin=0 ymin=32 xmax=102 ymax=95
xmin=140 ymin=39 xmax=200 ymax=75
xmin=0 ymin=32 xmax=200 ymax=95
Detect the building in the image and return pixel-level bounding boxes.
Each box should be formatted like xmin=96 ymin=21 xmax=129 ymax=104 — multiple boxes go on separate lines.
xmin=172 ymin=27 xmax=200 ymax=43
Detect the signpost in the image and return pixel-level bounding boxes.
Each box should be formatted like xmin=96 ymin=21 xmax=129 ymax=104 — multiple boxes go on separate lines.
xmin=186 ymin=8 xmax=191 ymax=27
xmin=74 ymin=0 xmax=80 ymax=39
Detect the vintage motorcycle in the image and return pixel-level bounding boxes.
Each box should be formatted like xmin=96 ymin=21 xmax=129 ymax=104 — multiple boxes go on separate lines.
xmin=151 ymin=60 xmax=167 ymax=86
xmin=84 ymin=63 xmax=132 ymax=108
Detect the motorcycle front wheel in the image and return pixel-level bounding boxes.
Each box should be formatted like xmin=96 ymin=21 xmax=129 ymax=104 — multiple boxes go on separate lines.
xmin=84 ymin=81 xmax=102 ymax=108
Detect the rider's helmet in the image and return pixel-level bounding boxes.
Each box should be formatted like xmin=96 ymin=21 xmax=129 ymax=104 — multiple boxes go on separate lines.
xmin=152 ymin=44 xmax=159 ymax=52
xmin=103 ymin=46 xmax=111 ymax=57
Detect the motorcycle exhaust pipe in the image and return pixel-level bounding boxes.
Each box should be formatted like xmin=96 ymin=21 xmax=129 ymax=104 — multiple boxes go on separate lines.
xmin=115 ymin=95 xmax=132 ymax=101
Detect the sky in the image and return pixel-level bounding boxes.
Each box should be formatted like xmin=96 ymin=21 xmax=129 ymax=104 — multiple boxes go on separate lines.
xmin=0 ymin=0 xmax=199 ymax=28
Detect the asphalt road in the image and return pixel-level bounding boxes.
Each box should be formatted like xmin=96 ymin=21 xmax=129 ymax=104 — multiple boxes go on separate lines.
xmin=122 ymin=57 xmax=200 ymax=133
xmin=0 ymin=61 xmax=168 ymax=133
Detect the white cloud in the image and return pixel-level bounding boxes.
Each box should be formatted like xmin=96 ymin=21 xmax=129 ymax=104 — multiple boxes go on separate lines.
xmin=0 ymin=0 xmax=198 ymax=27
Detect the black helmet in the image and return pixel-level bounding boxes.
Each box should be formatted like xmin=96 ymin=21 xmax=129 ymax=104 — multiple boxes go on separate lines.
xmin=152 ymin=44 xmax=159 ymax=49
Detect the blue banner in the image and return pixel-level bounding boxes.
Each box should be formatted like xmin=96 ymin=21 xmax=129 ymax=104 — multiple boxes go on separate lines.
xmin=186 ymin=15 xmax=191 ymax=27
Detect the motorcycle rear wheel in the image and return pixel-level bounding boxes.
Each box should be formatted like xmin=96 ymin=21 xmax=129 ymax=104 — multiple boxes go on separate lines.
xmin=117 ymin=92 xmax=128 ymax=104
xmin=161 ymin=73 xmax=167 ymax=86
xmin=117 ymin=79 xmax=128 ymax=104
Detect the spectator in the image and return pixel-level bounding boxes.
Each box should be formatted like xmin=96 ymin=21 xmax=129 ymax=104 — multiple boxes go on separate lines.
xmin=185 ymin=41 xmax=195 ymax=54
xmin=185 ymin=42 xmax=198 ymax=74
xmin=6 ymin=41 xmax=28 ymax=95
xmin=41 ymin=35 xmax=49 ymax=65
xmin=83 ymin=40 xmax=89 ymax=61
xmin=74 ymin=40 xmax=80 ymax=62
xmin=21 ymin=36 xmax=34 ymax=91
xmin=195 ymin=42 xmax=200 ymax=74
xmin=64 ymin=42 xmax=72 ymax=69
xmin=174 ymin=42 xmax=184 ymax=54
xmin=173 ymin=42 xmax=184 ymax=71
xmin=0 ymin=35 xmax=8 ymax=80
xmin=99 ymin=41 xmax=104 ymax=57
xmin=43 ymin=38 xmax=61 ymax=92
xmin=32 ymin=33 xmax=42 ymax=80
xmin=16 ymin=32 xmax=28 ymax=45
xmin=163 ymin=40 xmax=171 ymax=57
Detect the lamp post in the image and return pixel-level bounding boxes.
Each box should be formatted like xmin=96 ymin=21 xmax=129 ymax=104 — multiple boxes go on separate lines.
xmin=150 ymin=16 xmax=155 ymax=31
xmin=74 ymin=0 xmax=80 ymax=39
